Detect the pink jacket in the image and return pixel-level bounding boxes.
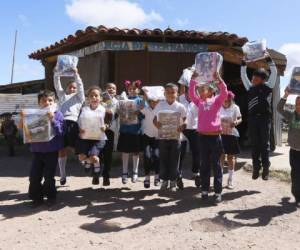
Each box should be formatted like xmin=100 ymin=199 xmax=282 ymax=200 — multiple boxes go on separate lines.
xmin=189 ymin=79 xmax=228 ymax=134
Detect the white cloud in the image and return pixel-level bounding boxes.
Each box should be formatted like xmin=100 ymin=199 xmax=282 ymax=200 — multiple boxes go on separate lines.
xmin=65 ymin=0 xmax=163 ymax=28
xmin=175 ymin=18 xmax=189 ymax=28
xmin=278 ymin=43 xmax=300 ymax=103
xmin=17 ymin=14 xmax=30 ymax=27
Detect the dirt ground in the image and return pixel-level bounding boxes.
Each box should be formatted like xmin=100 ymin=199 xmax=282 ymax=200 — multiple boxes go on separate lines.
xmin=0 ymin=145 xmax=300 ymax=250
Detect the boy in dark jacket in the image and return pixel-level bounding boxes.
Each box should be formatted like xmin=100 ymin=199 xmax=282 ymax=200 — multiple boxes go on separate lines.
xmin=19 ymin=90 xmax=64 ymax=207
xmin=277 ymin=87 xmax=300 ymax=207
xmin=1 ymin=114 xmax=18 ymax=156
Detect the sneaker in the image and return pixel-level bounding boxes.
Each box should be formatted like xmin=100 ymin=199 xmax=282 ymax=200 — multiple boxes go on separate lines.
xmin=144 ymin=179 xmax=150 ymax=189
xmin=160 ymin=180 xmax=169 ymax=191
xmin=262 ymin=168 xmax=269 ymax=181
xmin=227 ymin=178 xmax=234 ymax=189
xmin=60 ymin=178 xmax=66 ymax=186
xmin=154 ymin=178 xmax=160 ymax=186
xmin=195 ymin=174 xmax=201 ymax=188
xmin=214 ymin=193 xmax=222 ymax=203
xmin=122 ymin=173 xmax=128 ymax=184
xmin=92 ymin=176 xmax=100 ymax=185
xmin=201 ymin=191 xmax=209 ymax=200
xmin=252 ymin=168 xmax=260 ymax=180
xmin=176 ymin=177 xmax=184 ymax=190
xmin=132 ymin=173 xmax=138 ymax=183
xmin=170 ymin=181 xmax=177 ymax=192
xmin=103 ymin=177 xmax=110 ymax=186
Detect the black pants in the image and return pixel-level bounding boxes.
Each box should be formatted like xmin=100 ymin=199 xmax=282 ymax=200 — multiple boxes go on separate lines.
xmin=29 ymin=151 xmax=58 ymax=201
xmin=290 ymin=149 xmax=300 ymax=202
xmin=198 ymin=135 xmax=223 ymax=194
xmin=183 ymin=129 xmax=201 ymax=174
xmin=5 ymin=135 xmax=16 ymax=156
xmin=248 ymin=115 xmax=271 ymax=170
xmin=178 ymin=140 xmax=187 ymax=177
xmin=102 ymin=129 xmax=114 ymax=178
xmin=143 ymin=135 xmax=159 ymax=175
xmin=159 ymin=140 xmax=180 ymax=181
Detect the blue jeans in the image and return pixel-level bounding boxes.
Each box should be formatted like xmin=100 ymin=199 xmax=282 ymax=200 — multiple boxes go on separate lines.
xmin=159 ymin=140 xmax=180 ymax=181
xmin=198 ymin=134 xmax=223 ymax=194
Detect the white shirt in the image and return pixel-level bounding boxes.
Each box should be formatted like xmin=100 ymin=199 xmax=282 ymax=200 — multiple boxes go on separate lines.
xmin=141 ymin=106 xmax=158 ymax=138
xmin=179 ymin=94 xmax=198 ymax=130
xmin=220 ymin=104 xmax=241 ymax=137
xmin=78 ymin=105 xmax=107 ymax=140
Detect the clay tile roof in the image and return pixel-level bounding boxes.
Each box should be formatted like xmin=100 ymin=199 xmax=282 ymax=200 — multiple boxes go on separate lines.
xmin=29 ymin=24 xmax=249 ymax=60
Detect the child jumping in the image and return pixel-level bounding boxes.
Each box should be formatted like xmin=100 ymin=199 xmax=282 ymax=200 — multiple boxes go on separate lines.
xmin=220 ymin=91 xmax=242 ymax=189
xmin=54 ymin=67 xmax=85 ymax=185
xmin=76 ymin=86 xmax=107 ymax=185
xmin=153 ymin=83 xmax=186 ymax=192
xmin=117 ymin=80 xmax=144 ymax=184
xmin=277 ymin=87 xmax=300 ymax=207
xmin=189 ymin=72 xmax=228 ymax=203
xmin=19 ymin=90 xmax=64 ymax=207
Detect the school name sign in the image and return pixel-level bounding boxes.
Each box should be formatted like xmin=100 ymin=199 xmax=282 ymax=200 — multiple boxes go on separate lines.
xmin=68 ymin=41 xmax=208 ymax=57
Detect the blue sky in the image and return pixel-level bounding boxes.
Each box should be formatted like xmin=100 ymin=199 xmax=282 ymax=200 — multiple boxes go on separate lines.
xmin=1 ymin=0 xmax=300 ymax=95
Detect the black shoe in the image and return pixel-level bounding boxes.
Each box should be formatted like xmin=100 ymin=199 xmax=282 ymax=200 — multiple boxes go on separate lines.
xmin=262 ymin=168 xmax=269 ymax=181
xmin=252 ymin=169 xmax=260 ymax=180
xmin=214 ymin=194 xmax=222 ymax=203
xmin=92 ymin=176 xmax=100 ymax=185
xmin=201 ymin=192 xmax=209 ymax=201
xmin=176 ymin=177 xmax=184 ymax=190
xmin=144 ymin=179 xmax=150 ymax=189
xmin=195 ymin=175 xmax=201 ymax=188
xmin=60 ymin=178 xmax=66 ymax=186
xmin=29 ymin=199 xmax=44 ymax=208
xmin=103 ymin=177 xmax=110 ymax=186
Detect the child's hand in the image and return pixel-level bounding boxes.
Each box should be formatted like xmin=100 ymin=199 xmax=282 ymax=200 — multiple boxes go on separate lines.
xmin=214 ymin=72 xmax=222 ymax=82
xmin=155 ymin=121 xmax=162 ymax=129
xmin=177 ymin=124 xmax=186 ymax=132
xmin=73 ymin=67 xmax=78 ymax=74
xmin=20 ymin=110 xmax=25 ymax=118
xmin=47 ymin=112 xmax=54 ymax=121
xmin=231 ymin=121 xmax=237 ymax=128
xmin=79 ymin=128 xmax=85 ymax=136
xmin=284 ymin=87 xmax=290 ymax=98
xmin=191 ymin=71 xmax=199 ymax=80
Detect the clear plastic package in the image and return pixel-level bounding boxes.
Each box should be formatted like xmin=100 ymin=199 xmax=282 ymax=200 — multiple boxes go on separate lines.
xmin=242 ymin=39 xmax=267 ymax=62
xmin=157 ymin=111 xmax=180 ymax=140
xmin=78 ymin=106 xmax=105 ymax=140
xmin=142 ymin=86 xmax=165 ymax=101
xmin=55 ymin=55 xmax=79 ymax=77
xmin=288 ymin=67 xmax=300 ymax=94
xmin=178 ymin=65 xmax=195 ymax=86
xmin=119 ymin=100 xmax=138 ymax=125
xmin=221 ymin=117 xmax=233 ymax=135
xmin=22 ymin=109 xmax=54 ymax=144
xmin=195 ymin=52 xmax=223 ymax=85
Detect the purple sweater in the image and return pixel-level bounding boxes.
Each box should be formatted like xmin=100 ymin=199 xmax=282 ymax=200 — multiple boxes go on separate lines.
xmin=30 ymin=111 xmax=64 ymax=153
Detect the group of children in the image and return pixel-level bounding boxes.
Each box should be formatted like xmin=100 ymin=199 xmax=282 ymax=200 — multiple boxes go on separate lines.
xmin=17 ymin=53 xmax=300 ymax=208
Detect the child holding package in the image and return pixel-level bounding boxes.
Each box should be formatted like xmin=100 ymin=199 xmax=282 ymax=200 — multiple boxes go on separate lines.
xmin=117 ymin=80 xmax=144 ymax=184
xmin=189 ymin=72 xmax=228 ymax=203
xmin=76 ymin=86 xmax=107 ymax=185
xmin=141 ymin=96 xmax=161 ymax=188
xmin=277 ymin=87 xmax=300 ymax=208
xmin=54 ymin=67 xmax=85 ymax=185
xmin=102 ymin=83 xmax=119 ymax=186
xmin=153 ymin=83 xmax=187 ymax=192
xmin=220 ymin=91 xmax=242 ymax=189
xmin=19 ymin=90 xmax=64 ymax=207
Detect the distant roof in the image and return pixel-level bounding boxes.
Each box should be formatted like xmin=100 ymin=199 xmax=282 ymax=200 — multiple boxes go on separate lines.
xmin=0 ymin=94 xmax=38 ymax=115
xmin=0 ymin=79 xmax=45 ymax=94
xmin=29 ymin=25 xmax=249 ymax=60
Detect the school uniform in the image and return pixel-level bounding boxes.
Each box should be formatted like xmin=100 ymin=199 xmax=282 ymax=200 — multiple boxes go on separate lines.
xmin=28 ymin=111 xmax=64 ymax=202
xmin=153 ymin=100 xmax=186 ymax=182
xmin=241 ymin=60 xmax=277 ymax=172
xmin=141 ymin=106 xmax=160 ymax=176
xmin=220 ymin=104 xmax=241 ymax=155
xmin=277 ymin=98 xmax=300 ymax=202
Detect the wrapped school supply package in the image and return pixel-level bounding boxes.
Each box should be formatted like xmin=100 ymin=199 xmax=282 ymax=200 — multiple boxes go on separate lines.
xmin=55 ymin=55 xmax=79 ymax=77
xmin=157 ymin=111 xmax=180 ymax=140
xmin=178 ymin=65 xmax=195 ymax=86
xmin=288 ymin=67 xmax=300 ymax=94
xmin=195 ymin=52 xmax=223 ymax=86
xmin=221 ymin=117 xmax=233 ymax=135
xmin=22 ymin=109 xmax=54 ymax=144
xmin=142 ymin=86 xmax=165 ymax=101
xmin=242 ymin=39 xmax=267 ymax=62
xmin=78 ymin=106 xmax=105 ymax=140
xmin=119 ymin=100 xmax=138 ymax=125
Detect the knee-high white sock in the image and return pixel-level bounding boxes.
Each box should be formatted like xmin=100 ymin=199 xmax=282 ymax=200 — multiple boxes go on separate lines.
xmin=94 ymin=162 xmax=101 ymax=173
xmin=132 ymin=154 xmax=140 ymax=175
xmin=122 ymin=153 xmax=129 ymax=174
xmin=228 ymin=169 xmax=234 ymax=180
xmin=58 ymin=156 xmax=67 ymax=179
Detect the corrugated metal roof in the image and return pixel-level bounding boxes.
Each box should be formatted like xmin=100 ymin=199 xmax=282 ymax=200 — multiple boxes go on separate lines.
xmin=0 ymin=94 xmax=39 ymax=115
xmin=29 ymin=25 xmax=249 ymax=60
